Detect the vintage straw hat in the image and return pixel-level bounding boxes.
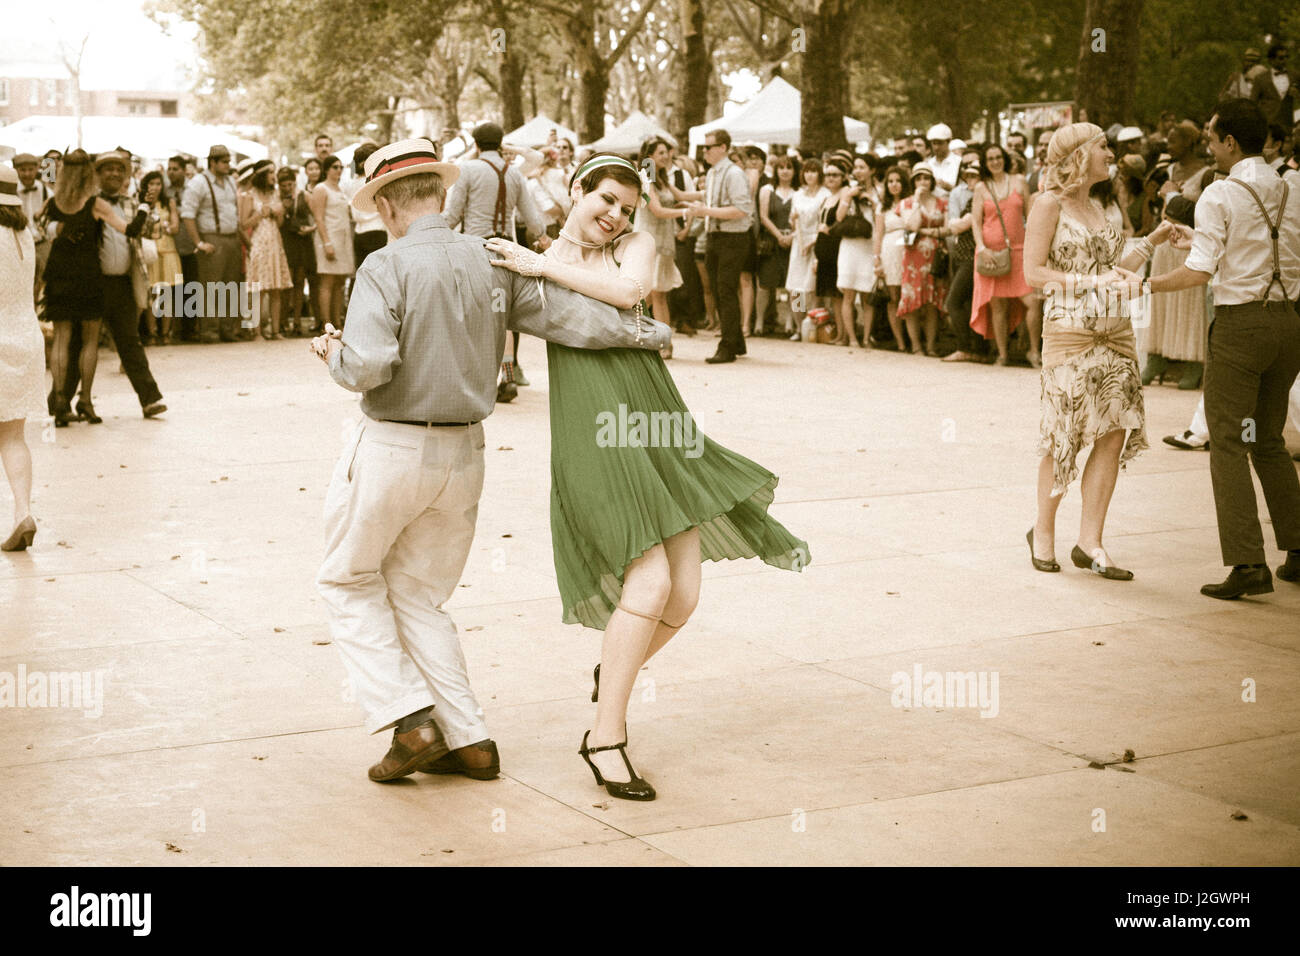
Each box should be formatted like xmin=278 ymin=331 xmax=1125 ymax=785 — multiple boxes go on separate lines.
xmin=0 ymin=166 xmax=21 ymax=206
xmin=350 ymin=138 xmax=460 ymax=213
xmin=94 ymin=147 xmax=131 ymax=170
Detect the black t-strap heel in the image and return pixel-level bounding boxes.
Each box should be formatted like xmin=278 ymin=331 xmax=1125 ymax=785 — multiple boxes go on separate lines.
xmin=579 ymin=730 xmax=656 ymax=801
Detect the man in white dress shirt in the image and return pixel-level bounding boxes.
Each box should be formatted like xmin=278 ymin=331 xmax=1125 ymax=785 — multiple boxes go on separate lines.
xmin=11 ymin=154 xmax=49 ymax=303
xmin=1143 ymin=99 xmax=1300 ymax=599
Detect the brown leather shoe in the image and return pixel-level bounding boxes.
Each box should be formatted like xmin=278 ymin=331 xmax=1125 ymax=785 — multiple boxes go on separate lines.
xmin=418 ymin=738 xmax=500 ymax=780
xmin=368 ymin=720 xmax=448 ymax=782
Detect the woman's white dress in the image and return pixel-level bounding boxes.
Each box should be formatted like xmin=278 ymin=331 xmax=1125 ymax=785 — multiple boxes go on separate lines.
xmin=313 ymin=185 xmax=355 ymax=276
xmin=880 ymin=205 xmax=907 ymax=286
xmin=785 ymin=187 xmax=828 ymax=293
xmin=0 ymin=228 xmax=46 ymax=421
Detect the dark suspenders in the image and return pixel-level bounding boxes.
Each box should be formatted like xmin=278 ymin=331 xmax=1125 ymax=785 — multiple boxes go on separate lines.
xmin=1228 ymin=176 xmax=1291 ymax=302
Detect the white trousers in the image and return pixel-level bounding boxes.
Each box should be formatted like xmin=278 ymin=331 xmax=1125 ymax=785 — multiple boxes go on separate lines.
xmin=1185 ymin=380 xmax=1300 ymax=444
xmin=317 ymin=416 xmax=488 ymax=745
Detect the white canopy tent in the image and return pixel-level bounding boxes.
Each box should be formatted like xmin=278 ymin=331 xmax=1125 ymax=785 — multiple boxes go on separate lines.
xmin=688 ymin=77 xmax=871 ymax=150
xmin=0 ymin=115 xmax=268 ymax=166
xmin=584 ymin=111 xmax=676 ymax=154
xmin=503 ymin=114 xmax=580 ymax=148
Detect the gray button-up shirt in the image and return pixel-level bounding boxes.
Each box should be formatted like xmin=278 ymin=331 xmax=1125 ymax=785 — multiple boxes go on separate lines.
xmin=98 ymin=192 xmax=134 ymax=276
xmin=328 ymin=213 xmax=670 ymax=423
xmin=444 ymin=151 xmax=545 ymax=239
xmin=181 ymin=169 xmax=239 ymax=235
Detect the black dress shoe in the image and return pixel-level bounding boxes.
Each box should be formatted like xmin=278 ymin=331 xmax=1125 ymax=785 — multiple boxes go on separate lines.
xmin=142 ymin=401 xmax=167 ymax=419
xmin=1201 ymin=565 xmax=1273 ymax=600
xmin=705 ymin=349 xmax=736 ymax=364
xmin=1026 ymin=528 xmax=1060 ymax=572
xmin=1278 ymin=551 xmax=1300 ymax=583
xmin=496 ymin=381 xmax=517 ymax=403
xmin=76 ymin=401 xmax=102 ymax=424
xmin=1070 ymin=545 xmax=1133 ymax=580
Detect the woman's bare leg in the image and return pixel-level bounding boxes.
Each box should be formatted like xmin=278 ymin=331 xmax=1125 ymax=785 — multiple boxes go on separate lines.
xmin=0 ymin=419 xmax=33 ymax=525
xmin=991 ymin=297 xmax=1009 ymax=360
xmin=886 ymin=290 xmax=905 ymax=348
xmin=587 ymin=545 xmax=672 ymax=783
xmin=1078 ymin=428 xmax=1126 ymax=561
xmin=1024 ymin=294 xmax=1041 ymax=359
xmin=641 ymin=528 xmax=702 ymax=665
xmin=923 ymin=304 xmax=939 ymax=353
xmin=903 ymin=310 xmax=922 ymax=353
xmin=1034 ymin=453 xmax=1063 ymax=562
xmin=696 ymin=259 xmax=717 ymax=330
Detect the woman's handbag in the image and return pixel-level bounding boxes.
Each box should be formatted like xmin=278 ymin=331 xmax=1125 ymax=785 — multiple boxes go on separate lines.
xmin=829 ymin=195 xmax=874 ymax=240
xmin=931 ymin=240 xmax=950 ymax=279
xmin=864 ymin=277 xmax=890 ymax=306
xmin=975 ymin=186 xmax=1012 ymax=277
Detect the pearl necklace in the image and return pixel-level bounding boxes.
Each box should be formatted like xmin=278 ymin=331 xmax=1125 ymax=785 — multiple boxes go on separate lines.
xmin=559 ymin=227 xmax=604 ymax=248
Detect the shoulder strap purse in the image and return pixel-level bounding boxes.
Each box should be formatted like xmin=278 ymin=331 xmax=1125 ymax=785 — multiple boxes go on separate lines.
xmin=975 ymin=183 xmax=1012 ymax=276
xmin=1227 ymin=176 xmax=1291 ymax=301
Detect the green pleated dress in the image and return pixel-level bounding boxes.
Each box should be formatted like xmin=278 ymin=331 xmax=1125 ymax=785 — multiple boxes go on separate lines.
xmin=547 ymin=340 xmax=811 ymax=630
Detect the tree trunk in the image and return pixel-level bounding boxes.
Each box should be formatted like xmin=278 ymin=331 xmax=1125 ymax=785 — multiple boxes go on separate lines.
xmin=488 ymin=1 xmax=526 ymax=129
xmin=674 ymin=0 xmax=709 ymax=148
xmin=1074 ymin=0 xmax=1143 ymax=128
xmin=562 ymin=5 xmax=608 ymax=142
xmin=799 ymin=0 xmax=851 ymax=155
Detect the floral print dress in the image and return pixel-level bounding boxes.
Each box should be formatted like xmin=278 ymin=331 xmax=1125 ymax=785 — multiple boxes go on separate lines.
xmin=897 ymin=195 xmax=947 ymax=316
xmin=1038 ymin=200 xmax=1147 ymax=495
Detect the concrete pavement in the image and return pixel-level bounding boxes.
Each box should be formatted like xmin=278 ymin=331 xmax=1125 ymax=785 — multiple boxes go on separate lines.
xmin=2 ymin=330 xmax=1298 ymax=865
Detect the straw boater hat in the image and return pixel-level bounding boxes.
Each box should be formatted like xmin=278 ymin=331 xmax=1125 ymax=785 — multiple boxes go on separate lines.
xmin=350 ymin=138 xmax=459 ymax=213
xmin=0 ymin=166 xmax=22 ymax=206
xmin=94 ymin=147 xmax=131 ymax=170
xmin=235 ymin=159 xmax=257 ymax=183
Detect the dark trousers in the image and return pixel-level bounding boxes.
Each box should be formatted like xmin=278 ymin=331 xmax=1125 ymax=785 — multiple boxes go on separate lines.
xmin=670 ymin=235 xmax=704 ymax=326
xmin=705 ymin=231 xmax=748 ymax=356
xmin=197 ymin=233 xmax=243 ymax=340
xmin=1204 ymin=299 xmax=1300 ymax=566
xmin=178 ymin=252 xmax=199 ymax=340
xmin=100 ymin=276 xmax=162 ymax=408
xmin=944 ymin=259 xmax=984 ymax=353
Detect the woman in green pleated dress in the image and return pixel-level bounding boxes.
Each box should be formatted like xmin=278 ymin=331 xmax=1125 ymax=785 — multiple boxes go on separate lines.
xmin=486 ymin=154 xmax=809 ymax=801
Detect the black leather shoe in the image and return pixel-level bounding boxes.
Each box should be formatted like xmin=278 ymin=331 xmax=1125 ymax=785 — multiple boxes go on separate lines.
xmin=1201 ymin=565 xmax=1273 ymax=600
xmin=579 ymin=730 xmax=655 ymax=801
xmin=1278 ymin=551 xmax=1300 ymax=583
xmin=1070 ymin=545 xmax=1133 ymax=580
xmin=496 ymin=381 xmax=517 ymax=403
xmin=1026 ymin=528 xmax=1059 ymax=572
xmin=142 ymin=401 xmax=167 ymax=419
xmin=76 ymin=401 xmax=102 ymax=424
xmin=705 ymin=349 xmax=736 ymax=364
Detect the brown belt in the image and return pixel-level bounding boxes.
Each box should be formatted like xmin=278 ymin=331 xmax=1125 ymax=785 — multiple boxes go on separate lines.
xmin=382 ymin=420 xmax=478 ymax=428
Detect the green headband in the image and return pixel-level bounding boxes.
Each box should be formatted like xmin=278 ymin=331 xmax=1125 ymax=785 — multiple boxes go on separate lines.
xmin=569 ymin=154 xmax=649 ymax=222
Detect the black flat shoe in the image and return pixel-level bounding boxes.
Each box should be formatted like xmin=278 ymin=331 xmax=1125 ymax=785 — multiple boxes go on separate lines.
xmin=1070 ymin=545 xmax=1133 ymax=580
xmin=1026 ymin=528 xmax=1059 ymax=572
xmin=76 ymin=401 xmax=102 ymax=425
xmin=579 ymin=730 xmax=655 ymax=801
xmin=1201 ymin=565 xmax=1273 ymax=600
xmin=591 ymin=663 xmax=600 ymax=703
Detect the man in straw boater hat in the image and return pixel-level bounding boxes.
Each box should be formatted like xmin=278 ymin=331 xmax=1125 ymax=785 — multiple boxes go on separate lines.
xmin=1142 ymin=99 xmax=1300 ymax=599
xmin=311 ymin=138 xmax=670 ymax=783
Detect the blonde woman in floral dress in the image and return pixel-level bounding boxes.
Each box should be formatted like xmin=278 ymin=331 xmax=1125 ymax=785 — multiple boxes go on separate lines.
xmin=1023 ymin=123 xmax=1175 ymax=580
xmin=239 ymin=160 xmax=293 ymax=339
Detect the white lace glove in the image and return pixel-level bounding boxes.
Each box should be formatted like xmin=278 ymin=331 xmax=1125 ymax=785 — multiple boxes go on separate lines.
xmin=484 ymin=237 xmax=548 ymax=277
